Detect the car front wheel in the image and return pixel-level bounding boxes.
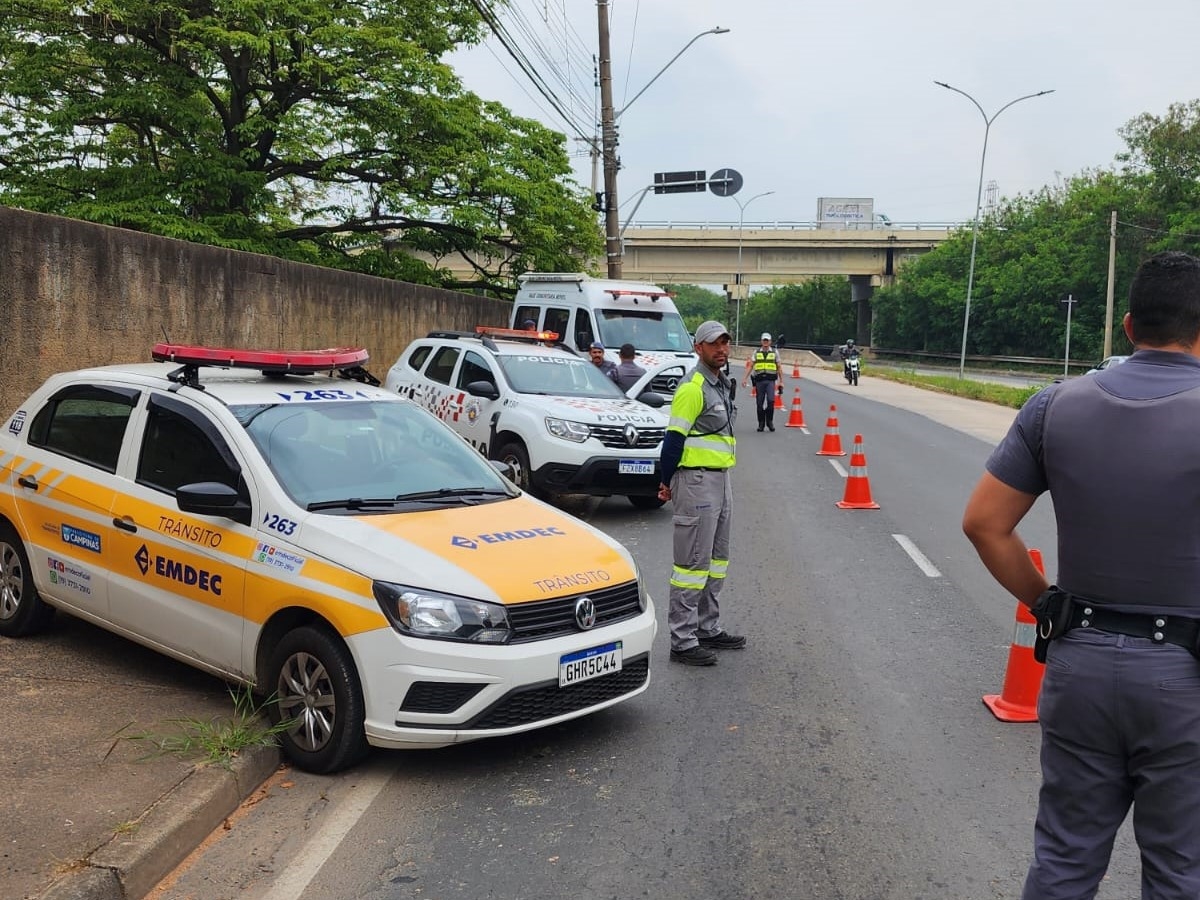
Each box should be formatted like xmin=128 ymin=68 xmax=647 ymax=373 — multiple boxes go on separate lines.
xmin=495 ymin=441 xmax=535 ymax=494
xmin=266 ymin=625 xmax=369 ymax=774
xmin=0 ymin=522 xmax=55 ymax=637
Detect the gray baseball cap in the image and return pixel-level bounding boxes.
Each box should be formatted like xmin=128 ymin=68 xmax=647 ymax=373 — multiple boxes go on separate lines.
xmin=693 ymin=321 xmax=731 ymax=344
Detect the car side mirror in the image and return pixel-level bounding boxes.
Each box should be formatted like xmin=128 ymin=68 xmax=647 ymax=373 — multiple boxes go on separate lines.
xmin=635 ymin=390 xmax=665 ymax=409
xmin=464 ymin=380 xmax=500 ymax=401
xmin=176 ymin=481 xmax=252 ymax=526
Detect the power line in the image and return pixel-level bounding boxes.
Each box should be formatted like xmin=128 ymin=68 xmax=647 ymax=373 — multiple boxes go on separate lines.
xmin=470 ymin=0 xmax=594 ymax=140
xmin=1116 ymin=218 xmax=1200 ymax=239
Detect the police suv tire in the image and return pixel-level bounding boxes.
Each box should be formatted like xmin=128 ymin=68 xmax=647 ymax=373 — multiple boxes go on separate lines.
xmin=627 ymin=495 xmax=666 ymax=510
xmin=495 ymin=441 xmax=535 ymax=494
xmin=0 ymin=522 xmax=55 ymax=637
xmin=266 ymin=625 xmax=369 ymax=774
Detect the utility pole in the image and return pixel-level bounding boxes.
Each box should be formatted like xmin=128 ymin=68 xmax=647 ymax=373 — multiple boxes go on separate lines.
xmin=596 ymin=1 xmax=621 ymax=278
xmin=1104 ymin=210 xmax=1117 ymax=358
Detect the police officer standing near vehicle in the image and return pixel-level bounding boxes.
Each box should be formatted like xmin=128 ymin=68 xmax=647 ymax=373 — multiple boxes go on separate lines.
xmin=963 ymin=250 xmax=1200 ymax=898
xmin=742 ymin=332 xmax=785 ymax=431
xmin=658 ymin=321 xmax=745 ymax=666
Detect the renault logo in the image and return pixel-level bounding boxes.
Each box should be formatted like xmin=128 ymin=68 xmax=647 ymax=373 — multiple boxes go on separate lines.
xmin=575 ymin=597 xmax=597 ymax=629
xmin=623 ymin=424 xmax=639 ymax=447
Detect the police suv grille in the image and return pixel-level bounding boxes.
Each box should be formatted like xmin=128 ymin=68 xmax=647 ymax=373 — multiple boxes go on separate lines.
xmin=468 ymin=655 xmax=649 ymax=730
xmin=508 ymin=580 xmax=642 ymax=643
xmin=650 ymin=369 xmax=686 ymax=395
xmin=589 ymin=425 xmax=665 ymax=449
xmin=400 ymin=681 xmax=486 ymax=714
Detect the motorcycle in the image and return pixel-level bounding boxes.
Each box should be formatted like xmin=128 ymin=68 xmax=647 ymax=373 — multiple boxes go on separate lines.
xmin=844 ymin=356 xmax=860 ymax=386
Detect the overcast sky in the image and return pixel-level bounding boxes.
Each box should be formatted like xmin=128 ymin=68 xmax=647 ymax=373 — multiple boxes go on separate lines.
xmin=449 ymin=0 xmax=1200 ymax=229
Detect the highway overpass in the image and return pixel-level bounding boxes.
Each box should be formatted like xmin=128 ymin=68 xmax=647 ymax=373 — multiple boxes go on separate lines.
xmin=407 ymin=220 xmax=959 ymax=346
xmin=618 ymin=221 xmax=955 ymax=286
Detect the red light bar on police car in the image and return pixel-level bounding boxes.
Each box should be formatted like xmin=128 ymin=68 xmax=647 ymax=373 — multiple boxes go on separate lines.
xmin=474 ymin=326 xmax=560 ymax=341
xmin=151 ymin=343 xmax=370 ymax=372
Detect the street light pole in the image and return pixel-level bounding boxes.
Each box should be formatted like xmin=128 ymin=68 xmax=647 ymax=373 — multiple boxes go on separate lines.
xmin=935 ymin=81 xmax=1054 ymax=378
xmin=1062 ymin=293 xmax=1076 ymax=376
xmin=596 ymin=6 xmax=728 ymax=278
xmin=734 ymin=190 xmax=775 ymax=346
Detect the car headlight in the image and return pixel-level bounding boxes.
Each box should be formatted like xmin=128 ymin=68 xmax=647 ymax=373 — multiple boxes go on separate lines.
xmin=545 ymin=417 xmax=591 ymax=442
xmin=373 ymin=582 xmax=512 ymax=643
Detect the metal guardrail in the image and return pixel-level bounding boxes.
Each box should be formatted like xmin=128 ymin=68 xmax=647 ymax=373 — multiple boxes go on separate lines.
xmin=870 ymin=347 xmax=1097 ymax=372
xmin=623 ymin=220 xmax=965 ymax=232
xmin=728 ymin=343 xmax=1100 ymax=372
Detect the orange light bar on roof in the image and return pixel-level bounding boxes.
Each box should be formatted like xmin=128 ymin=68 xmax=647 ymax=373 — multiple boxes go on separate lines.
xmin=151 ymin=343 xmax=370 ymax=372
xmin=474 ymin=326 xmax=560 ymax=341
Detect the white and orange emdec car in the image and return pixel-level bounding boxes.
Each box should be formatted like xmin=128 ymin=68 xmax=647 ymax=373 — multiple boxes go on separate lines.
xmin=0 ymin=344 xmax=656 ymax=772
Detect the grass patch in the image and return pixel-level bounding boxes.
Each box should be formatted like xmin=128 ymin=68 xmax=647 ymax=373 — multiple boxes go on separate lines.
xmin=125 ymin=685 xmax=291 ymax=769
xmin=868 ymin=365 xmax=1046 ymax=409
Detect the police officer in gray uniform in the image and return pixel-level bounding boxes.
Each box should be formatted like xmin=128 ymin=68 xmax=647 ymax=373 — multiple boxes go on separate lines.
xmin=963 ymin=251 xmax=1200 ymax=899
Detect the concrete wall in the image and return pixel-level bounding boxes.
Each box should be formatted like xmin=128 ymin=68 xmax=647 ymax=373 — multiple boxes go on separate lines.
xmin=0 ymin=207 xmax=509 ymax=417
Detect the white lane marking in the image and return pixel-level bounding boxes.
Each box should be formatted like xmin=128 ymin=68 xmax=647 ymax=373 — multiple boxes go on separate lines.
xmin=892 ymin=534 xmax=943 ymax=578
xmin=257 ymin=767 xmax=392 ymax=900
xmin=829 ymin=460 xmax=848 ymax=478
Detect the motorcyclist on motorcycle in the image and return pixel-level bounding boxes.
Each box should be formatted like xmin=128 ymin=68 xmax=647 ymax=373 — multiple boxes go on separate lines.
xmin=838 ymin=339 xmax=860 ymax=378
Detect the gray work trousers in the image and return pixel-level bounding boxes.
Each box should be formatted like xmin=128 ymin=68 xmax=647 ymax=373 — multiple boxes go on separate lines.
xmin=753 ymin=378 xmax=777 ymax=425
xmin=667 ymin=468 xmax=732 ymax=651
xmin=1023 ymin=627 xmax=1200 ymax=900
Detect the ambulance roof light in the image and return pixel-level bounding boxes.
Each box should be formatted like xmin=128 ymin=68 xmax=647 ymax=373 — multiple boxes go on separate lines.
xmin=603 ymin=289 xmax=673 ymax=302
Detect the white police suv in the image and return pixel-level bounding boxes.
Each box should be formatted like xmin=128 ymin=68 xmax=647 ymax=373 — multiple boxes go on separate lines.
xmin=385 ymin=328 xmax=669 ymax=509
xmin=0 ymin=345 xmax=656 ymax=773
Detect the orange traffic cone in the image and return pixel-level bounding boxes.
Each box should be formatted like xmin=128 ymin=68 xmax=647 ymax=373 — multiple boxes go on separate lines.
xmin=982 ymin=548 xmax=1048 ymax=723
xmin=836 ymin=434 xmax=880 ymax=509
xmin=815 ymin=405 xmax=846 ymax=456
xmin=774 ymin=383 xmax=784 ymax=410
xmin=785 ymin=388 xmax=806 ymax=428
xmin=791 ymin=361 xmax=801 ymax=379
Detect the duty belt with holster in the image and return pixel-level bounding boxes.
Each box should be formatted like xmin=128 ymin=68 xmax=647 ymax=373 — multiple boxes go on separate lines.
xmin=1031 ymin=586 xmax=1200 ymax=662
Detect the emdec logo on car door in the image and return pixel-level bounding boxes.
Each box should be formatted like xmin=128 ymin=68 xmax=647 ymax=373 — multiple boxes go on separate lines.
xmin=134 ymin=544 xmax=224 ymax=595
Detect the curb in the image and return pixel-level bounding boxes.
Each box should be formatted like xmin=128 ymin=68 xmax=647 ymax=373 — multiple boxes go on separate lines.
xmin=38 ymin=745 xmax=282 ymax=900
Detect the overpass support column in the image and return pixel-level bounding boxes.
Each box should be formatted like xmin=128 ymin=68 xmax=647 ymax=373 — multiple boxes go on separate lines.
xmin=849 ymin=275 xmax=874 ymax=347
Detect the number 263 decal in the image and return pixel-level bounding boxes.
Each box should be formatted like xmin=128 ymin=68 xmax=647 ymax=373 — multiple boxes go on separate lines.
xmin=263 ymin=513 xmax=297 ymax=535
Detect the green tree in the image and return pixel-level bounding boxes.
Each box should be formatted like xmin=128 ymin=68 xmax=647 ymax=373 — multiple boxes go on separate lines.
xmin=0 ymin=0 xmax=601 ymax=292
xmin=739 ymin=278 xmax=855 ymax=349
xmin=873 ymin=99 xmax=1200 ymax=360
xmin=663 ymin=283 xmax=727 ymax=331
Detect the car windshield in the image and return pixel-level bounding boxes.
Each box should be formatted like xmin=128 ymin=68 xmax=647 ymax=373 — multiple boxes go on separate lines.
xmin=596 ymin=309 xmax=692 ymax=352
xmin=497 ymin=353 xmax=626 ymax=398
xmin=232 ymin=400 xmax=515 ymax=510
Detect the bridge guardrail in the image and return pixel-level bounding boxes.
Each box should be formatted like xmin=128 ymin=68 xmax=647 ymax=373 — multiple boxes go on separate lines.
xmin=623 ymin=221 xmax=965 ymax=232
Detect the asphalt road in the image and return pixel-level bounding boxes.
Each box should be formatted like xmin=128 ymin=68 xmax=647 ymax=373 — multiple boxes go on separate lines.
xmin=137 ymin=369 xmax=1145 ymax=900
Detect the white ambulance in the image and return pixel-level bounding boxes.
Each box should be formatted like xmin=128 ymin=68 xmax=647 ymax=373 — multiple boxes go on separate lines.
xmin=0 ymin=345 xmax=656 ymax=773
xmin=510 ymin=273 xmax=698 ymax=395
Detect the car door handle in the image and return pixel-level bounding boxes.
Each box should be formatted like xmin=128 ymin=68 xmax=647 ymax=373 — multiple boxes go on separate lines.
xmin=113 ymin=516 xmax=138 ymax=533
xmin=17 ymin=475 xmax=38 ymax=491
